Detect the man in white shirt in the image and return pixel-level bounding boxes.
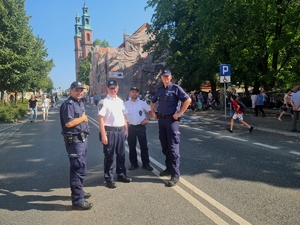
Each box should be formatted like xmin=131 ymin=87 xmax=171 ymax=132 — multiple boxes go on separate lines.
xmin=124 ymin=87 xmax=153 ymax=171
xmin=291 ymin=85 xmax=300 ymax=132
xmin=98 ymin=80 xmax=131 ymax=188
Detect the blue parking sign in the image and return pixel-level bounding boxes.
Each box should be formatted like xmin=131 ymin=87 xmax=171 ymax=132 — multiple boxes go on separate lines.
xmin=220 ymin=64 xmax=231 ymax=76
xmin=220 ymin=64 xmax=231 ymax=83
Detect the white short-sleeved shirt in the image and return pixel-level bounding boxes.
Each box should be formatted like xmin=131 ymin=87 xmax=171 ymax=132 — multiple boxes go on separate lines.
xmin=98 ymin=95 xmax=127 ymax=126
xmin=124 ymin=98 xmax=151 ymax=125
xmin=291 ymin=91 xmax=300 ymax=111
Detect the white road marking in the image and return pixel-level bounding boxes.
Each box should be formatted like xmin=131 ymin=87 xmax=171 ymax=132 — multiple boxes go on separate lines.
xmin=222 ymin=136 xmax=248 ymax=142
xmin=88 ymin=114 xmax=252 ymax=224
xmin=253 ymin=143 xmax=279 ymax=149
xmin=290 ymin=151 xmax=300 ymax=156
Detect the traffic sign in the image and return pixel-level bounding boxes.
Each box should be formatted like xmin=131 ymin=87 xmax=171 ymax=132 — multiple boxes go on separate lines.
xmin=220 ymin=64 xmax=231 ymax=83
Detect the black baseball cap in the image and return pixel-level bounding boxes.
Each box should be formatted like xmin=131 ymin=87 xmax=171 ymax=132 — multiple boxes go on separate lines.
xmin=107 ymin=80 xmax=118 ymax=88
xmin=130 ymin=87 xmax=139 ymax=92
xmin=231 ymin=94 xmax=237 ymax=99
xmin=70 ymin=81 xmax=85 ymax=89
xmin=162 ymin=69 xmax=172 ymax=76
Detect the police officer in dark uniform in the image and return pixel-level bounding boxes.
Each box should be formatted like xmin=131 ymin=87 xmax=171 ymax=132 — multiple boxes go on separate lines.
xmin=150 ymin=69 xmax=191 ymax=187
xmin=60 ymin=81 xmax=92 ymax=210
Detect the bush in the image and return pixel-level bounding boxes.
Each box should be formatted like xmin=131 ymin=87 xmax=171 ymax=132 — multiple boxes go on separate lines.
xmin=0 ymin=101 xmax=28 ymax=122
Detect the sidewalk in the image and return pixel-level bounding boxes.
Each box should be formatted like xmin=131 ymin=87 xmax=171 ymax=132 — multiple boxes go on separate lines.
xmin=183 ymin=108 xmax=300 ymax=138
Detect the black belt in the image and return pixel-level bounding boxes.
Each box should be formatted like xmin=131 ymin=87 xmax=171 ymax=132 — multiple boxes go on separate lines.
xmin=72 ymin=133 xmax=87 ymax=140
xmin=158 ymin=114 xmax=173 ymax=119
xmin=129 ymin=124 xmax=143 ymax=126
xmin=105 ymin=126 xmax=124 ymax=131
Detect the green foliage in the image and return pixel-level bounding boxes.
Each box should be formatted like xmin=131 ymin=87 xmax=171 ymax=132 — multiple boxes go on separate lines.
xmin=93 ymin=38 xmax=110 ymax=47
xmin=145 ymin=0 xmax=300 ymax=92
xmin=0 ymin=101 xmax=28 ymax=122
xmin=0 ymin=0 xmax=54 ymax=98
xmin=78 ymin=56 xmax=91 ymax=85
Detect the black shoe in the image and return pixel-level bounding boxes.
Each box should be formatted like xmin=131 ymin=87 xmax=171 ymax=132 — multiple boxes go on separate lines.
xmin=84 ymin=192 xmax=91 ymax=199
xmin=30 ymin=121 xmax=33 ymax=123
xmin=72 ymin=201 xmax=93 ymax=210
xmin=249 ymin=127 xmax=254 ymax=133
xmin=142 ymin=164 xmax=153 ymax=171
xmin=159 ymin=169 xmax=171 ymax=176
xmin=227 ymin=128 xmax=233 ymax=133
xmin=166 ymin=177 xmax=179 ymax=187
xmin=117 ymin=176 xmax=132 ymax=183
xmin=129 ymin=164 xmax=139 ymax=170
xmin=106 ymin=181 xmax=117 ymax=189
xmin=291 ymin=129 xmax=298 ymax=132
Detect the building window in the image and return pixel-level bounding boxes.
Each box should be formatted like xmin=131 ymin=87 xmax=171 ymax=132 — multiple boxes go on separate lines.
xmin=85 ymin=18 xmax=89 ymax=25
xmin=87 ymin=33 xmax=90 ymax=41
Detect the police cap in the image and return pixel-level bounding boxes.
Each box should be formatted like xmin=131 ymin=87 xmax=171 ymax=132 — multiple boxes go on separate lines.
xmin=130 ymin=87 xmax=139 ymax=92
xmin=107 ymin=80 xmax=118 ymax=88
xmin=70 ymin=81 xmax=85 ymax=89
xmin=162 ymin=69 xmax=172 ymax=76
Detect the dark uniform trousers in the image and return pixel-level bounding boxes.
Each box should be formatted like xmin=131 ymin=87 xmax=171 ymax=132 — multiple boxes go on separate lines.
xmin=158 ymin=117 xmax=181 ymax=178
xmin=103 ymin=128 xmax=126 ymax=181
xmin=66 ymin=139 xmax=88 ymax=205
xmin=127 ymin=124 xmax=150 ymax=166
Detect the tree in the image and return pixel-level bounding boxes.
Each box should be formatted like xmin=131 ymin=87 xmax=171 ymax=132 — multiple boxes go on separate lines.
xmin=78 ymin=53 xmax=91 ymax=85
xmin=93 ymin=38 xmax=110 ymax=47
xmin=144 ymin=0 xmax=300 ymax=92
xmin=0 ymin=0 xmax=54 ymax=101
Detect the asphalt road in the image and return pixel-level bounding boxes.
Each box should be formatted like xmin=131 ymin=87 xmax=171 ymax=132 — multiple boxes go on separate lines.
xmin=0 ymin=99 xmax=300 ymax=225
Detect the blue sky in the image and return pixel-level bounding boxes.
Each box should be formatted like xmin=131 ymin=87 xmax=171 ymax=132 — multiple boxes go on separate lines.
xmin=25 ymin=0 xmax=154 ymax=91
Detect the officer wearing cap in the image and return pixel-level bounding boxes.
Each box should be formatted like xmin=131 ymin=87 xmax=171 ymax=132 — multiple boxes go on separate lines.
xmin=59 ymin=81 xmax=92 ymax=210
xmin=124 ymin=87 xmax=153 ymax=171
xmin=98 ymin=80 xmax=132 ymax=188
xmin=150 ymin=69 xmax=191 ymax=187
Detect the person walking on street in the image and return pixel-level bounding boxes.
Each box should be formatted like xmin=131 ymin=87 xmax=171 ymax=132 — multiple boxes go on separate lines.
xmin=124 ymin=87 xmax=153 ymax=171
xmin=59 ymin=81 xmax=92 ymax=210
xmin=227 ymin=95 xmax=254 ymax=133
xmin=28 ymin=94 xmax=38 ymax=123
xmin=278 ymin=89 xmax=293 ymax=121
xmin=290 ymin=86 xmax=300 ymax=132
xmin=251 ymin=92 xmax=257 ymax=112
xmin=41 ymin=94 xmax=50 ymax=121
xmin=94 ymin=93 xmax=99 ymax=106
xmin=98 ymin=80 xmax=131 ymax=189
xmin=150 ymin=69 xmax=191 ymax=187
xmin=255 ymin=90 xmax=266 ymax=117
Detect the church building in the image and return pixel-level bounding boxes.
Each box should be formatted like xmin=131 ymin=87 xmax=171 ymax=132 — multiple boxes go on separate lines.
xmin=74 ymin=2 xmax=93 ymax=80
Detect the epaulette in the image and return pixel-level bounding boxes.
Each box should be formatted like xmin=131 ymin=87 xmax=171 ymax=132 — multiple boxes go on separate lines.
xmin=65 ymin=99 xmax=73 ymax=105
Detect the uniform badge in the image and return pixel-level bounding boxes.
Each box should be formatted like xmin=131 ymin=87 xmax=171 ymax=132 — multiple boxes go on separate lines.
xmin=139 ymin=110 xmax=142 ymax=116
xmin=99 ymin=103 xmax=103 ymax=110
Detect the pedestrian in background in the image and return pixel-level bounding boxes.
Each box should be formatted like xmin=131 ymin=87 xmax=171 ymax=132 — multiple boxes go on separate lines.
xmin=255 ymin=90 xmax=265 ymax=117
xmin=98 ymin=80 xmax=131 ymax=189
xmin=290 ymin=85 xmax=300 ymax=132
xmin=28 ymin=94 xmax=38 ymax=123
xmin=59 ymin=81 xmax=92 ymax=210
xmin=150 ymin=69 xmax=191 ymax=187
xmin=41 ymin=94 xmax=50 ymax=121
xmin=251 ymin=92 xmax=257 ymax=113
xmin=278 ymin=89 xmax=293 ymax=121
xmin=124 ymin=87 xmax=153 ymax=171
xmin=94 ymin=93 xmax=99 ymax=106
xmin=227 ymin=95 xmax=254 ymax=133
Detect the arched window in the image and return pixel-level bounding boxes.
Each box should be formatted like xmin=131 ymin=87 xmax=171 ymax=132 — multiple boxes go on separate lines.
xmin=85 ymin=18 xmax=89 ymax=25
xmin=87 ymin=33 xmax=90 ymax=42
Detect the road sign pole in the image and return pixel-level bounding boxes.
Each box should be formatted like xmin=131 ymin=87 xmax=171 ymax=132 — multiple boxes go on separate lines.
xmin=224 ymin=82 xmax=227 ymax=119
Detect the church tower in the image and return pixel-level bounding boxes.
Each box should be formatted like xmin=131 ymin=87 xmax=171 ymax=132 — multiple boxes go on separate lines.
xmin=81 ymin=3 xmax=93 ymax=58
xmin=74 ymin=2 xmax=93 ymax=80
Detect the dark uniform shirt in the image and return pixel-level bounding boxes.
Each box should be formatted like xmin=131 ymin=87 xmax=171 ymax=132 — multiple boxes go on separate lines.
xmin=60 ymin=97 xmax=89 ymax=135
xmin=151 ymin=82 xmax=190 ymax=115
